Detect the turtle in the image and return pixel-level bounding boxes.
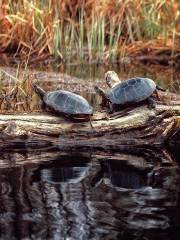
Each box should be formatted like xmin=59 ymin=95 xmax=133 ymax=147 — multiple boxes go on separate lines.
xmin=32 ymin=83 xmax=93 ymax=121
xmin=94 ymin=70 xmax=165 ymax=113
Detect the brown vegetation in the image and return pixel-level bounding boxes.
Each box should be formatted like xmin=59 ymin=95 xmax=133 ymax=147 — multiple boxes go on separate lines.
xmin=0 ymin=0 xmax=179 ymax=64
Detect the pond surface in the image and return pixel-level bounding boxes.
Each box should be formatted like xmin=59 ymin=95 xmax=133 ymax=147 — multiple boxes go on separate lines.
xmin=0 ymin=152 xmax=179 ymax=240
xmin=0 ymin=63 xmax=179 ymax=239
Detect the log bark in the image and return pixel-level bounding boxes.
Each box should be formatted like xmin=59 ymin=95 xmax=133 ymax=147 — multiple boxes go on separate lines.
xmin=0 ymin=92 xmax=179 ymax=154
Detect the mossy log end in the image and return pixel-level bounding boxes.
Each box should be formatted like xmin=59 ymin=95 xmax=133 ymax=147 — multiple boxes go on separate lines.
xmin=0 ymin=97 xmax=179 ymax=154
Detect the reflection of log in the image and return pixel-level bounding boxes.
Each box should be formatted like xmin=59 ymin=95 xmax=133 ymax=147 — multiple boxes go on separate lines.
xmin=0 ymin=93 xmax=179 ymax=153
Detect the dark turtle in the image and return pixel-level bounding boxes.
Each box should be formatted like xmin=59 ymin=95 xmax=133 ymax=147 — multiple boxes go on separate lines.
xmin=95 ymin=71 xmax=165 ymax=112
xmin=33 ymin=83 xmax=93 ymax=121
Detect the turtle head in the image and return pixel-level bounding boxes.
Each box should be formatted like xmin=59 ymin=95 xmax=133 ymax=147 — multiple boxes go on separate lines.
xmin=94 ymin=85 xmax=110 ymax=105
xmin=32 ymin=83 xmax=46 ymax=100
xmin=105 ymin=71 xmax=120 ymax=88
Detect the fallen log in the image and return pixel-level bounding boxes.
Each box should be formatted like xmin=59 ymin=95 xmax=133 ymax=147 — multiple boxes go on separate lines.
xmin=0 ymin=97 xmax=179 ymax=154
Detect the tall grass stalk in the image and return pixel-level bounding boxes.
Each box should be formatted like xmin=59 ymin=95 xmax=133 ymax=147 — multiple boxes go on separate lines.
xmin=108 ymin=20 xmax=123 ymax=62
xmin=0 ymin=0 xmax=179 ymax=63
xmin=78 ymin=9 xmax=84 ymax=61
xmin=87 ymin=14 xmax=105 ymax=62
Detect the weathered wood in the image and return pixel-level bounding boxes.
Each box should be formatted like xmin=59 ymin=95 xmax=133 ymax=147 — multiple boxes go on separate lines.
xmin=0 ymin=97 xmax=179 ymax=153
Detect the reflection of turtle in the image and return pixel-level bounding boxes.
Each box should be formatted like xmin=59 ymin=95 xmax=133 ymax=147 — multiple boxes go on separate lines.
xmin=95 ymin=71 xmax=165 ymax=113
xmin=40 ymin=166 xmax=89 ymax=184
xmin=91 ymin=159 xmax=147 ymax=189
xmin=33 ymin=83 xmax=93 ymax=121
xmin=33 ymin=155 xmax=91 ymax=184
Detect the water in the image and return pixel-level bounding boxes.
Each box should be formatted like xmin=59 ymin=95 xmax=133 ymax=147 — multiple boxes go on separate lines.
xmin=0 ymin=64 xmax=179 ymax=239
xmin=0 ymin=152 xmax=179 ymax=240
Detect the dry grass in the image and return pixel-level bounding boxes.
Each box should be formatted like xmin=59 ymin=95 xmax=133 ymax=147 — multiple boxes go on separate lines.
xmin=0 ymin=0 xmax=179 ymax=63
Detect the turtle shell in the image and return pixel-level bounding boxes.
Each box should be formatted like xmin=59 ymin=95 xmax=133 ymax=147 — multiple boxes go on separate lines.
xmin=107 ymin=77 xmax=156 ymax=105
xmin=43 ymin=90 xmax=93 ymax=116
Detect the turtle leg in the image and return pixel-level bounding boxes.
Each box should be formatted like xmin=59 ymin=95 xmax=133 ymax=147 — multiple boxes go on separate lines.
xmin=100 ymin=97 xmax=108 ymax=107
xmin=147 ymin=97 xmax=156 ymax=109
xmin=107 ymin=102 xmax=114 ymax=114
xmin=41 ymin=101 xmax=46 ymax=110
xmin=154 ymin=89 xmax=161 ymax=101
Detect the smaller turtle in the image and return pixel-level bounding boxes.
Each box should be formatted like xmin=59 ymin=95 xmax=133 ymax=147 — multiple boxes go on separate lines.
xmin=33 ymin=83 xmax=93 ymax=121
xmin=95 ymin=71 xmax=165 ymax=113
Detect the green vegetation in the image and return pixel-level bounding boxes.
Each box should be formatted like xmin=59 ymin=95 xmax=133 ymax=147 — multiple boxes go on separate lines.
xmin=0 ymin=0 xmax=179 ymax=63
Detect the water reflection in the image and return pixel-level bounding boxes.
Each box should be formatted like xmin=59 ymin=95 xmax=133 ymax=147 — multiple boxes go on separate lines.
xmin=92 ymin=160 xmax=148 ymax=189
xmin=0 ymin=152 xmax=179 ymax=239
xmin=34 ymin=157 xmax=91 ymax=184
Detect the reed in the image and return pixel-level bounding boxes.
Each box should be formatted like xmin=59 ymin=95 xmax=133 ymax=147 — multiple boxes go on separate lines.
xmin=0 ymin=0 xmax=179 ymax=63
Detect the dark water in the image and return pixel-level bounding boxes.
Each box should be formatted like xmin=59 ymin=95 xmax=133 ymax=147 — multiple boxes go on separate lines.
xmin=0 ymin=152 xmax=179 ymax=240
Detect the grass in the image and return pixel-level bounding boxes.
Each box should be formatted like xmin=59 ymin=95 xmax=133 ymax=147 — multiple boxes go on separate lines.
xmin=0 ymin=0 xmax=179 ymax=64
xmin=0 ymin=67 xmax=31 ymax=113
